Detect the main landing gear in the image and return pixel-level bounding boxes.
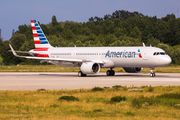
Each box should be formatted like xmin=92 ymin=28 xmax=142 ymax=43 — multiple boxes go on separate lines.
xmin=150 ymin=67 xmax=156 ymax=77
xmin=106 ymin=68 xmax=115 ymax=76
xmin=78 ymin=71 xmax=87 ymax=77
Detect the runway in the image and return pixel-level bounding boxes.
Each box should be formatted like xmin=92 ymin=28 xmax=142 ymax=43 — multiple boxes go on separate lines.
xmin=0 ymin=72 xmax=180 ymax=90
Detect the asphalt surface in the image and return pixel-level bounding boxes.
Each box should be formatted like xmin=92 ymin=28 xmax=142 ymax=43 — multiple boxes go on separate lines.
xmin=0 ymin=72 xmax=180 ymax=90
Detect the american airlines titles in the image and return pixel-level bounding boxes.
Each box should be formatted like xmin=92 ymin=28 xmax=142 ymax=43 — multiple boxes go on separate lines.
xmin=105 ymin=50 xmax=136 ymax=58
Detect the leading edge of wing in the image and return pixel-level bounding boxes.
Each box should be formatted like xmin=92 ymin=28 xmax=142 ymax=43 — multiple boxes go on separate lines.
xmin=9 ymin=44 xmax=104 ymax=64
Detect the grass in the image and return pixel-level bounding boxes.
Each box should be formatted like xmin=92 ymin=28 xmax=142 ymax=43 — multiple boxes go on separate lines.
xmin=0 ymin=64 xmax=180 ymax=72
xmin=0 ymin=86 xmax=180 ymax=119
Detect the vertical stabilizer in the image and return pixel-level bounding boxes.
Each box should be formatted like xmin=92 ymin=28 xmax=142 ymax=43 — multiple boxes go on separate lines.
xmin=31 ymin=20 xmax=52 ymax=49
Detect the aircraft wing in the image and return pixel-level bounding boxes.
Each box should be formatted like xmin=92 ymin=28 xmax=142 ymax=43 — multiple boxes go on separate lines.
xmin=9 ymin=44 xmax=104 ymax=64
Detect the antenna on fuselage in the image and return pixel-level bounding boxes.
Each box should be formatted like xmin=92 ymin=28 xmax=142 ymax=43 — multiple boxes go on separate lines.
xmin=150 ymin=44 xmax=152 ymax=47
xmin=143 ymin=43 xmax=146 ymax=47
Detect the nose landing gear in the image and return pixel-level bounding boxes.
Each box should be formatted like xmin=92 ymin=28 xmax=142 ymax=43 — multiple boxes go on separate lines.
xmin=150 ymin=67 xmax=156 ymax=77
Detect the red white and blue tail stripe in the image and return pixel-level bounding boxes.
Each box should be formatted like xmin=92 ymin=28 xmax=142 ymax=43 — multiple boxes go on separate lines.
xmin=31 ymin=20 xmax=52 ymax=49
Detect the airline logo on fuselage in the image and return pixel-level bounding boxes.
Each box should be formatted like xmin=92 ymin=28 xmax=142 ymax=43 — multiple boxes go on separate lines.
xmin=105 ymin=49 xmax=142 ymax=58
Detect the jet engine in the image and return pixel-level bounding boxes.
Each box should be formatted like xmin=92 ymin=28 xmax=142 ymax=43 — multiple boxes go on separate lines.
xmin=80 ymin=62 xmax=100 ymax=74
xmin=123 ymin=67 xmax=142 ymax=73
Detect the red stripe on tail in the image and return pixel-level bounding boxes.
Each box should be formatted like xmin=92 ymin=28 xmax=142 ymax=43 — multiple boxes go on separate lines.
xmin=32 ymin=26 xmax=36 ymax=30
xmin=33 ymin=33 xmax=38 ymax=37
xmin=33 ymin=48 xmax=49 ymax=51
xmin=34 ymin=41 xmax=41 ymax=44
xmin=33 ymin=54 xmax=49 ymax=57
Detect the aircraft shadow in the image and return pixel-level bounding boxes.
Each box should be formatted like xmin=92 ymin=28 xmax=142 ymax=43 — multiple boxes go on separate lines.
xmin=39 ymin=73 xmax=170 ymax=78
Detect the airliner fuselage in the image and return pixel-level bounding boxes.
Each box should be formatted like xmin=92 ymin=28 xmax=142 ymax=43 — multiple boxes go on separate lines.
xmin=29 ymin=46 xmax=171 ymax=68
xmin=9 ymin=20 xmax=172 ymax=77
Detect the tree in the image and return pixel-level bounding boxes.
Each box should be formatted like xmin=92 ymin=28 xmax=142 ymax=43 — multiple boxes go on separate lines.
xmin=95 ymin=41 xmax=103 ymax=47
xmin=48 ymin=35 xmax=59 ymax=47
xmin=82 ymin=27 xmax=91 ymax=36
xmin=129 ymin=26 xmax=142 ymax=40
xmin=1 ymin=40 xmax=22 ymax=64
xmin=75 ymin=40 xmax=84 ymax=47
xmin=146 ymin=37 xmax=160 ymax=46
xmin=172 ymin=48 xmax=180 ymax=64
xmin=68 ymin=42 xmax=75 ymax=47
xmin=52 ymin=15 xmax=58 ymax=26
xmin=10 ymin=33 xmax=27 ymax=50
xmin=118 ymin=36 xmax=141 ymax=46
xmin=114 ymin=27 xmax=126 ymax=37
xmin=158 ymin=43 xmax=173 ymax=57
xmin=153 ymin=19 xmax=168 ymax=43
xmin=62 ymin=29 xmax=73 ymax=40
xmin=58 ymin=34 xmax=65 ymax=47
xmin=104 ymin=34 xmax=117 ymax=46
xmin=95 ymin=34 xmax=104 ymax=45
xmin=0 ymin=36 xmax=3 ymax=54
xmin=19 ymin=39 xmax=34 ymax=51
xmin=93 ymin=25 xmax=103 ymax=36
xmin=84 ymin=41 xmax=92 ymax=47
xmin=109 ymin=40 xmax=122 ymax=46
xmin=41 ymin=24 xmax=50 ymax=36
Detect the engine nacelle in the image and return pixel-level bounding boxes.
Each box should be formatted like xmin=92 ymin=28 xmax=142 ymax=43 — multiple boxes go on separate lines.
xmin=123 ymin=67 xmax=142 ymax=73
xmin=80 ymin=62 xmax=100 ymax=74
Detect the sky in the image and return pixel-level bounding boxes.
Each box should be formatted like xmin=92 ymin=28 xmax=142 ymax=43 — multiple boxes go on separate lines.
xmin=0 ymin=0 xmax=180 ymax=40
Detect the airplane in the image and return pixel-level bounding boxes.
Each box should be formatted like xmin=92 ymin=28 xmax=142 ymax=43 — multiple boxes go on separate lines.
xmin=9 ymin=20 xmax=172 ymax=77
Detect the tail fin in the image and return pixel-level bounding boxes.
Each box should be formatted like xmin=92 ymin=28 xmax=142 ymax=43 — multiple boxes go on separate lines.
xmin=31 ymin=20 xmax=52 ymax=49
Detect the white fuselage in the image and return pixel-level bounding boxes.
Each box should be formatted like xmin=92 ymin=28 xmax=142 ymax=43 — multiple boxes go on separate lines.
xmin=30 ymin=46 xmax=172 ymax=68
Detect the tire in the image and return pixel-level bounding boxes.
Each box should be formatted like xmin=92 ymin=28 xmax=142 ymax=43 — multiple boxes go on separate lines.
xmin=106 ymin=70 xmax=111 ymax=76
xmin=78 ymin=71 xmax=82 ymax=77
xmin=111 ymin=70 xmax=115 ymax=76
xmin=150 ymin=73 xmax=156 ymax=77
xmin=82 ymin=74 xmax=87 ymax=77
xmin=78 ymin=71 xmax=87 ymax=77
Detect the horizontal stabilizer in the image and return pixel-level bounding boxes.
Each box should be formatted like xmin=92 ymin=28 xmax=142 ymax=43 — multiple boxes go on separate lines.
xmin=9 ymin=50 xmax=31 ymax=54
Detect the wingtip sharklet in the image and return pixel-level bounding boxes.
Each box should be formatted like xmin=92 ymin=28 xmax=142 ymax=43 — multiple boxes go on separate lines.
xmin=9 ymin=44 xmax=18 ymax=57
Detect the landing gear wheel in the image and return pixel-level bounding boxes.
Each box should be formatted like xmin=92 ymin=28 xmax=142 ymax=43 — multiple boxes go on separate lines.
xmin=106 ymin=70 xmax=115 ymax=76
xmin=150 ymin=73 xmax=156 ymax=77
xmin=150 ymin=67 xmax=156 ymax=77
xmin=106 ymin=70 xmax=111 ymax=76
xmin=111 ymin=70 xmax=115 ymax=76
xmin=78 ymin=71 xmax=87 ymax=77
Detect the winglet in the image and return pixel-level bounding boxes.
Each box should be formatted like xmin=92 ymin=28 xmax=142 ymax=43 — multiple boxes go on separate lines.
xmin=9 ymin=44 xmax=29 ymax=58
xmin=9 ymin=44 xmax=18 ymax=57
xmin=143 ymin=43 xmax=146 ymax=47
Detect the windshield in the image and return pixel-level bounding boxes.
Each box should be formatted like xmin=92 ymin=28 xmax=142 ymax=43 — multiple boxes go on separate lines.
xmin=153 ymin=52 xmax=167 ymax=55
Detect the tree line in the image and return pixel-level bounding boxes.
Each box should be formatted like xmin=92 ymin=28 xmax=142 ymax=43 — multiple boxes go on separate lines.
xmin=0 ymin=10 xmax=180 ymax=64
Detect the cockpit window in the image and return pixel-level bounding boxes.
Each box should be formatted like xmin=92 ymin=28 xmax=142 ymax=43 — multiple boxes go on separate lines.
xmin=153 ymin=52 xmax=167 ymax=55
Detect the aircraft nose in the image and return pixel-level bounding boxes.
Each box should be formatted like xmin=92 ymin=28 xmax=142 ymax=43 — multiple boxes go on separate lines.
xmin=164 ymin=55 xmax=172 ymax=65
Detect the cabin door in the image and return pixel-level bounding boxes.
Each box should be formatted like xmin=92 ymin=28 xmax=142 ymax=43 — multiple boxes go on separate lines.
xmin=143 ymin=49 xmax=149 ymax=60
